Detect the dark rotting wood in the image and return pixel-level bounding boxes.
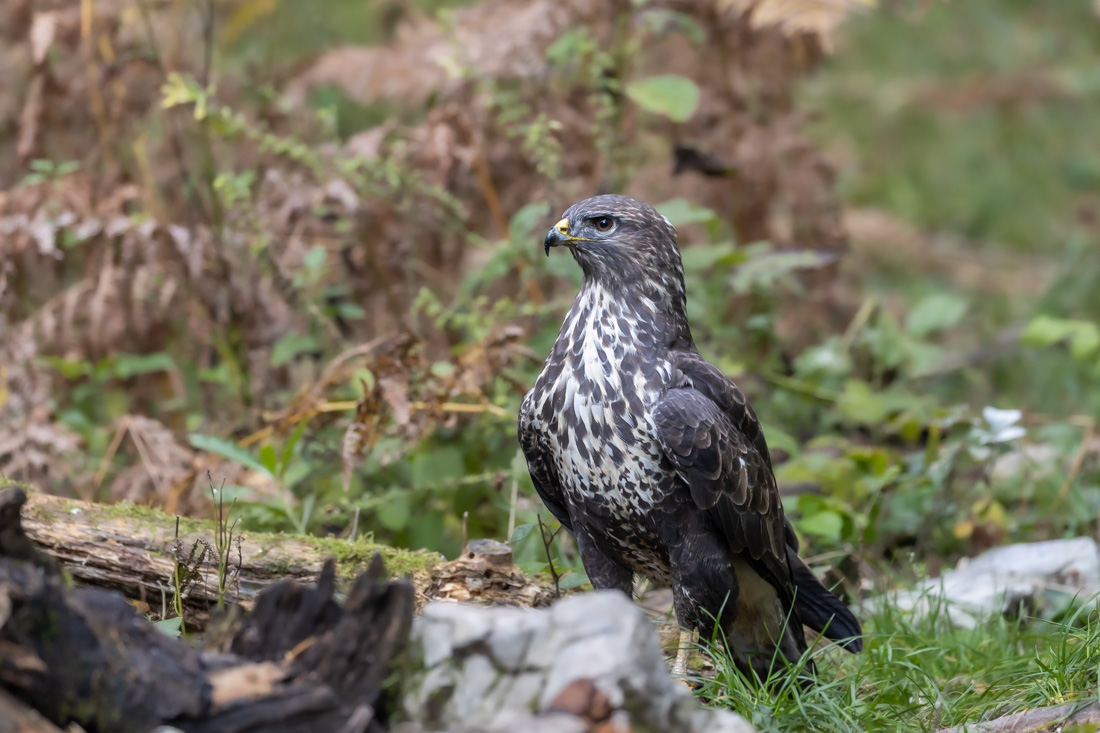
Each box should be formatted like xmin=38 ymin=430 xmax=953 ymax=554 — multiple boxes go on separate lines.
xmin=0 ymin=487 xmax=416 ymax=733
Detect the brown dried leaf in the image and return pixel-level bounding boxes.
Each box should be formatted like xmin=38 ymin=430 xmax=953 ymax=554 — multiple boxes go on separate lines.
xmin=378 ymin=375 xmax=410 ymax=428
xmin=429 ymin=539 xmax=554 ymax=607
xmin=108 ymin=415 xmax=197 ymax=509
xmin=341 ymin=380 xmax=383 ymax=493
xmin=284 ymin=0 xmax=602 ymax=109
xmin=28 ymin=11 xmax=56 ymax=65
xmin=721 ymin=0 xmax=873 ymax=45
xmin=15 ymin=73 xmax=44 ymax=162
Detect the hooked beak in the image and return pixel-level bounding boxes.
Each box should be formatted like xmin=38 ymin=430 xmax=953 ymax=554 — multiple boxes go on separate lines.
xmin=544 ymin=217 xmax=572 ymax=256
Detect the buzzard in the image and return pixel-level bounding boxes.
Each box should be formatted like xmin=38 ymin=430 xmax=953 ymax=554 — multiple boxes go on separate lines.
xmin=518 ymin=195 xmax=861 ymax=681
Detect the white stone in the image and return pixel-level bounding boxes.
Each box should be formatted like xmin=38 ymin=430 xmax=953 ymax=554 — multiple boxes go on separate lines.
xmin=887 ymin=537 xmax=1100 ymax=628
xmin=400 ymin=590 xmax=757 ymax=733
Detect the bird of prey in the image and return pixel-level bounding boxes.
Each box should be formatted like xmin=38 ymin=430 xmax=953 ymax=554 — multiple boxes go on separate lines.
xmin=518 ymin=194 xmax=861 ymax=682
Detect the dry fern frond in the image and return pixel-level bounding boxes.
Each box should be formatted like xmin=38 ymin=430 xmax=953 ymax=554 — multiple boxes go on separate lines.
xmin=719 ymin=0 xmax=875 ymax=46
xmin=105 ymin=414 xmax=198 ymax=510
xmin=0 ymin=412 xmax=83 ymax=489
xmin=341 ymin=378 xmax=385 ymax=493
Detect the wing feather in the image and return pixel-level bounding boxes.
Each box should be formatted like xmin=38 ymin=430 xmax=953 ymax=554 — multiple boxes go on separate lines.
xmin=653 ymin=354 xmax=794 ymax=605
xmin=517 ymin=389 xmax=572 ymax=531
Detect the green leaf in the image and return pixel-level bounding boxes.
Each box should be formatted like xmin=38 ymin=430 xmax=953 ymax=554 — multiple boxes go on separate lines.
xmin=282 ymin=459 xmax=311 ymax=491
xmin=154 ymin=616 xmax=183 ymax=637
xmin=270 ymin=331 xmax=318 ymax=367
xmin=352 ymin=368 xmax=376 ymax=395
xmin=837 ymin=379 xmax=890 ymax=425
xmin=905 ymin=293 xmax=969 ymax=336
xmin=430 ymin=361 xmax=456 ymax=378
xmin=545 ymin=28 xmax=595 ymax=68
xmin=189 ymin=433 xmax=274 ymax=480
xmin=42 ymin=356 xmax=93 ymax=380
xmin=731 ymin=249 xmax=835 ymax=294
xmin=303 ymin=245 xmax=326 ymax=273
xmin=335 ymin=302 xmax=366 ymax=320
xmin=510 ymin=523 xmax=536 ymax=547
xmin=1071 ymin=322 xmax=1100 ymax=359
xmin=280 ymin=417 xmax=312 ymax=477
xmin=259 ymin=444 xmax=278 ymax=475
xmin=508 ymin=201 xmax=551 ymax=240
xmin=113 ymin=352 xmax=177 ymax=379
xmin=558 ymin=570 xmax=591 ymax=590
xmin=377 ymin=492 xmax=410 ymax=531
xmin=655 ymin=198 xmax=718 ymax=228
xmin=1022 ymin=315 xmax=1100 ymax=361
xmin=624 ymin=75 xmax=700 ymax=123
xmin=1022 ymin=315 xmax=1082 ymax=347
xmin=793 ymin=337 xmax=853 ymax=378
xmin=679 ymin=243 xmax=741 ymax=272
xmin=797 ymin=509 xmax=844 ymax=542
xmin=410 ymin=447 xmax=465 ymax=488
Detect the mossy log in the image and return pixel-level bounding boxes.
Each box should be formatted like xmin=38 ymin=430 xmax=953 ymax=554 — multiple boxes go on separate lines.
xmin=13 ymin=486 xmax=439 ymax=630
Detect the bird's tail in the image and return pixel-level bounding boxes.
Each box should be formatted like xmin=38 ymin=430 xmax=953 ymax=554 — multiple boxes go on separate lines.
xmin=788 ymin=549 xmax=863 ymax=653
xmin=724 ymin=559 xmax=815 ymax=684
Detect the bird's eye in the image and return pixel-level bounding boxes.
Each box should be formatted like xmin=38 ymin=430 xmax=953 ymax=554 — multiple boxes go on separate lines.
xmin=593 ymin=216 xmax=614 ymax=232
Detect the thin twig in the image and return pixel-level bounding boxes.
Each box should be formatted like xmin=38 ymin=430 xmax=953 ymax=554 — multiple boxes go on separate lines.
xmin=537 ymin=514 xmax=563 ymax=598
xmin=207 ymin=472 xmax=238 ymax=606
xmin=471 ymin=141 xmax=510 ymax=240
xmin=198 ymin=0 xmax=215 ymax=88
xmin=91 ymin=418 xmax=129 ymax=498
xmin=130 ymin=420 xmax=169 ymax=499
xmin=172 ymin=515 xmax=186 ymax=635
xmin=760 ymin=372 xmax=839 ymax=402
xmin=840 ymin=297 xmax=877 ymax=353
xmin=1051 ymin=416 xmax=1095 ymax=512
xmin=507 ymin=463 xmax=520 ymax=540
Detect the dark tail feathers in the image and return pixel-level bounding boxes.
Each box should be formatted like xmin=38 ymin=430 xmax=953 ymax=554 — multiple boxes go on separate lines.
xmin=788 ymin=549 xmax=863 ymax=653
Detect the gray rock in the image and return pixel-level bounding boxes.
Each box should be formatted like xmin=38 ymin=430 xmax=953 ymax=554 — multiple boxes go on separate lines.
xmin=887 ymin=537 xmax=1100 ymax=628
xmin=399 ymin=590 xmax=756 ymax=733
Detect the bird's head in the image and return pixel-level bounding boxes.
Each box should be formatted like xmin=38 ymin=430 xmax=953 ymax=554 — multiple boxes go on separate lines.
xmin=543 ymin=195 xmax=684 ymax=289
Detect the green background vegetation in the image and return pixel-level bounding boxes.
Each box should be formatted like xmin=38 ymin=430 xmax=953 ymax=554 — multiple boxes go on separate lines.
xmin=2 ymin=0 xmax=1100 ymax=729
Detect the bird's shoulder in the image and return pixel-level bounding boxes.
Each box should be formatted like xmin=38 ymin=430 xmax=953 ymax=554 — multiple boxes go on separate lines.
xmin=662 ymin=349 xmax=773 ymax=469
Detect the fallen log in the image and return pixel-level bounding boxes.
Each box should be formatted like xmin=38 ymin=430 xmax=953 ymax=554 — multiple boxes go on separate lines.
xmin=0 ymin=486 xmax=415 ymax=733
xmin=9 ymin=484 xmax=439 ymax=629
xmin=935 ymin=700 xmax=1100 ymax=733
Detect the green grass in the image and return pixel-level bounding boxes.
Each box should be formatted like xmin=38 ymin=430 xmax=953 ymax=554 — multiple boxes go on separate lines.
xmin=697 ymin=592 xmax=1100 ymax=732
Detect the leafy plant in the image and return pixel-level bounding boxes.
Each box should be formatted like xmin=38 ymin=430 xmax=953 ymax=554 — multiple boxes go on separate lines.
xmin=625 ymin=75 xmax=701 ymax=123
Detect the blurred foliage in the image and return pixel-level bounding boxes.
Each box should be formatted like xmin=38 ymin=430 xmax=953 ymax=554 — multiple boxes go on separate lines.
xmin=0 ymin=0 xmax=1098 ymax=608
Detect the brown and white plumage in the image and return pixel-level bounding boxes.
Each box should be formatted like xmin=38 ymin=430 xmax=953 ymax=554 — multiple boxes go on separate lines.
xmin=518 ymin=194 xmax=861 ymax=681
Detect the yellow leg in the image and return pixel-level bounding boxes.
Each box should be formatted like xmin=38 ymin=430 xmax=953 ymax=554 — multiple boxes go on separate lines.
xmin=671 ymin=628 xmax=696 ymax=678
